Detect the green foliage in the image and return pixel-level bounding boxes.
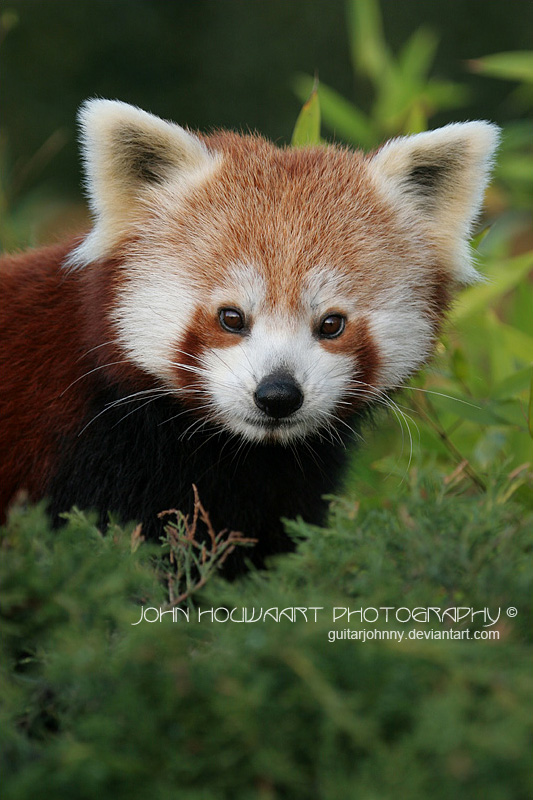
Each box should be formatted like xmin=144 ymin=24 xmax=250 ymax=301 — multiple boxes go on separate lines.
xmin=294 ymin=0 xmax=468 ymax=146
xmin=1 ymin=479 xmax=532 ymax=799
xmin=0 ymin=128 xmax=73 ymax=254
xmin=290 ymin=82 xmax=321 ymax=146
xmin=469 ymin=51 xmax=533 ymax=84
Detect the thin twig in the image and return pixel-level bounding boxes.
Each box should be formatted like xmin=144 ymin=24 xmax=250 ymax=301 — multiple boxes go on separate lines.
xmin=410 ymin=395 xmax=486 ymax=491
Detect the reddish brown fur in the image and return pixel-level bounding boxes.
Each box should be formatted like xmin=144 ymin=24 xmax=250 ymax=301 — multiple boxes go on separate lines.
xmin=151 ymin=136 xmax=391 ymax=301
xmin=0 ymin=240 xmax=88 ymax=515
xmin=0 ymin=240 xmax=151 ymax=519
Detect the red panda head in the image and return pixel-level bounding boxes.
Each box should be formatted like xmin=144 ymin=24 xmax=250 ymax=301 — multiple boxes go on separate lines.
xmin=68 ymin=100 xmax=499 ymax=444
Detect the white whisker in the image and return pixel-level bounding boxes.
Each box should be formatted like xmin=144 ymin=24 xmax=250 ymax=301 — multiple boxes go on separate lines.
xmin=60 ymin=360 xmax=131 ymax=397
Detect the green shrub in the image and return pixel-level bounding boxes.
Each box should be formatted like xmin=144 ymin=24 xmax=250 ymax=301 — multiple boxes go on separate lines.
xmin=1 ymin=479 xmax=532 ymax=799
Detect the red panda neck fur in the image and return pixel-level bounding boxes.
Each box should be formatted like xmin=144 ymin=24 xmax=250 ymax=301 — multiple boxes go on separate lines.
xmin=0 ymin=240 xmax=151 ymax=513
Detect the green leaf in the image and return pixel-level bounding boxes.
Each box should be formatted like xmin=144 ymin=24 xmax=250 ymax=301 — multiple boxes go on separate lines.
xmin=433 ymin=393 xmax=528 ymax=431
xmin=529 ymin=372 xmax=533 ymax=439
xmin=511 ymin=282 xmax=533 ymax=337
xmin=291 ymin=84 xmax=321 ymax=147
xmin=402 ymin=102 xmax=427 ymax=135
xmin=293 ymin=74 xmax=376 ymax=148
xmin=482 ymin=310 xmax=533 ymax=386
xmin=497 ymin=155 xmax=533 ymax=185
xmin=399 ymin=26 xmax=438 ymax=83
xmin=510 ymin=482 xmax=533 ymax=509
xmin=493 ymin=366 xmax=533 ymax=400
xmin=488 ymin=398 xmax=530 ymax=430
xmin=371 ymin=65 xmax=412 ymax=129
xmin=422 ymin=79 xmax=470 ymax=111
xmin=469 ymin=51 xmax=533 ymax=84
xmin=452 ymin=251 xmax=533 ymax=321
xmin=498 ymin=120 xmax=533 ymax=151
xmin=346 ymin=0 xmax=391 ymax=84
xmin=433 ymin=394 xmax=507 ymax=426
xmin=495 ymin=320 xmax=533 ymax=365
xmin=470 ymin=226 xmax=492 ymax=250
xmin=450 ymin=347 xmax=470 ymax=383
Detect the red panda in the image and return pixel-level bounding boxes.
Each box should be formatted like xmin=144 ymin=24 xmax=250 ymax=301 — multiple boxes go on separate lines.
xmin=0 ymin=100 xmax=499 ymax=572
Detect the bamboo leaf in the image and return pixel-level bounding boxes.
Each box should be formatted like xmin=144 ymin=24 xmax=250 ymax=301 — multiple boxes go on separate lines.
xmin=432 ymin=394 xmax=508 ymax=426
xmin=488 ymin=398 xmax=530 ymax=430
xmin=529 ymin=372 xmax=533 ymax=439
xmin=423 ymin=80 xmax=470 ymax=110
xmin=495 ymin=321 xmax=533 ymax=365
xmin=452 ymin=252 xmax=533 ymax=321
xmin=399 ymin=26 xmax=438 ymax=83
xmin=493 ymin=366 xmax=533 ymax=400
xmin=497 ymin=155 xmax=533 ymax=185
xmin=346 ymin=0 xmax=391 ymax=83
xmin=468 ymin=51 xmax=533 ymax=84
xmin=293 ymin=74 xmax=376 ymax=148
xmin=402 ymin=101 xmax=427 ymax=135
xmin=291 ymin=83 xmax=321 ymax=147
xmin=470 ymin=226 xmax=492 ymax=250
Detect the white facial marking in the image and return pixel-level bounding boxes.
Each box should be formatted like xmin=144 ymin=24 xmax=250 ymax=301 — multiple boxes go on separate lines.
xmin=113 ymin=253 xmax=199 ymax=379
xmin=202 ymin=315 xmax=353 ymax=443
xmin=303 ymin=266 xmax=358 ymax=317
xmin=365 ymin=285 xmax=434 ymax=389
xmin=211 ymin=261 xmax=267 ymax=314
xmin=368 ymin=309 xmax=433 ymax=389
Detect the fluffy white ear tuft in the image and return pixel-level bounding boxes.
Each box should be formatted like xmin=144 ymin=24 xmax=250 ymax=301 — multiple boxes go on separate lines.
xmin=368 ymin=122 xmax=500 ymax=283
xmin=68 ymin=99 xmax=218 ymax=268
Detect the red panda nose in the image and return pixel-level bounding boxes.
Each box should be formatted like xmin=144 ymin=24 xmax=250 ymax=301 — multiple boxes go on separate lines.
xmin=254 ymin=373 xmax=304 ymax=419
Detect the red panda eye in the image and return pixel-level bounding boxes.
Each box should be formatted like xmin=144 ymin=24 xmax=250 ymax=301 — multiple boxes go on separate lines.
xmin=319 ymin=314 xmax=346 ymax=339
xmin=219 ymin=307 xmax=245 ymax=332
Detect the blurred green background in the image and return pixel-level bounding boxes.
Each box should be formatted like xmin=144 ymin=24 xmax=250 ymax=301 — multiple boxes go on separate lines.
xmin=1 ymin=0 xmax=532 ymax=219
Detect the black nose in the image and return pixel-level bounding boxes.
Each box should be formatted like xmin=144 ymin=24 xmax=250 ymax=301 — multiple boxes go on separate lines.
xmin=254 ymin=373 xmax=304 ymax=419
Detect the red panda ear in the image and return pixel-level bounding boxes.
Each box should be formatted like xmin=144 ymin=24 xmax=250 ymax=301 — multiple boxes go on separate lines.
xmin=368 ymin=122 xmax=500 ymax=283
xmin=68 ymin=99 xmax=219 ymax=268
